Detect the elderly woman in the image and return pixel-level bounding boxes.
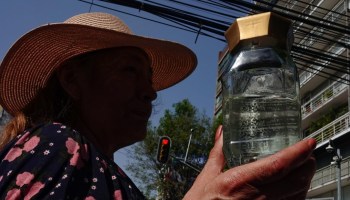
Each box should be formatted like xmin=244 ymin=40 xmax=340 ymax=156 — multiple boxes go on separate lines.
xmin=0 ymin=12 xmax=315 ymax=199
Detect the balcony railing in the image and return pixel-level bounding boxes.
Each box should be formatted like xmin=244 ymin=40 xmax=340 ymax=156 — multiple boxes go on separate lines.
xmin=299 ymin=67 xmax=322 ymax=87
xmin=309 ymin=156 xmax=350 ymax=191
xmin=301 ymin=75 xmax=348 ymax=118
xmin=297 ymin=0 xmax=345 ymax=88
xmin=305 ymin=112 xmax=350 ymax=144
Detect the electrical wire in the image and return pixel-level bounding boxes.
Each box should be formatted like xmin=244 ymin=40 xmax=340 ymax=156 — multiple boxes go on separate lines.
xmin=83 ymin=0 xmax=349 ymax=85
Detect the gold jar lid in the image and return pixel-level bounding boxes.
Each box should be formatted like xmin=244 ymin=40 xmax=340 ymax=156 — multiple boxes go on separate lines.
xmin=225 ymin=12 xmax=293 ymax=52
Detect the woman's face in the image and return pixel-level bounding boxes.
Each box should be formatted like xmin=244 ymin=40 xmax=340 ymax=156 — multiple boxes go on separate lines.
xmin=68 ymin=47 xmax=157 ymax=154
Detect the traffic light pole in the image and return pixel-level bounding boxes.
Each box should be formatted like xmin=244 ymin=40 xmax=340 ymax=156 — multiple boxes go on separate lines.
xmin=157 ymin=136 xmax=171 ymax=164
xmin=170 ymin=155 xmax=200 ymax=173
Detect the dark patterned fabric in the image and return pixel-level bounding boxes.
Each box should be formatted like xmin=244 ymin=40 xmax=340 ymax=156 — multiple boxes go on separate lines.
xmin=0 ymin=122 xmax=145 ymax=200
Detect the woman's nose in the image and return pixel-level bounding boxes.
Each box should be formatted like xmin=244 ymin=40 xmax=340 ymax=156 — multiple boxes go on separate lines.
xmin=139 ymin=80 xmax=157 ymax=102
xmin=145 ymin=87 xmax=157 ymax=102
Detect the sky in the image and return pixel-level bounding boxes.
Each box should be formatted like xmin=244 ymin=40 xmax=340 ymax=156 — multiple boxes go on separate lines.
xmin=0 ymin=0 xmax=228 ymax=185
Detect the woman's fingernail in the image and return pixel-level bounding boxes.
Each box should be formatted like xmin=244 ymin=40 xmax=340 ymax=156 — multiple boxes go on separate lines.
xmin=215 ymin=125 xmax=223 ymax=141
xmin=308 ymin=138 xmax=317 ymax=149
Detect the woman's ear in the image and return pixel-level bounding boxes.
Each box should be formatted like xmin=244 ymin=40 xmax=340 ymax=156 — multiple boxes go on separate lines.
xmin=56 ymin=64 xmax=82 ymax=101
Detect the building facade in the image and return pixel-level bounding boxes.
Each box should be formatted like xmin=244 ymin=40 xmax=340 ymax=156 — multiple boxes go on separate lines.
xmin=215 ymin=0 xmax=349 ymax=199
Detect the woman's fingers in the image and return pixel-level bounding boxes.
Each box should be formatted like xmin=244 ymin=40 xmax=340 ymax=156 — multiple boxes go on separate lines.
xmin=183 ymin=126 xmax=225 ymax=200
xmin=185 ymin=129 xmax=317 ymax=200
xmin=260 ymin=156 xmax=316 ymax=199
xmin=190 ymin=125 xmax=224 ymax=187
xmin=227 ymin=138 xmax=316 ymax=186
xmin=200 ymin=125 xmax=225 ymax=177
xmin=210 ymin=138 xmax=316 ymax=196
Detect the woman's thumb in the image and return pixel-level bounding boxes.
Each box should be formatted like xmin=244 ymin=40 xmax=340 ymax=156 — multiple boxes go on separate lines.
xmin=185 ymin=125 xmax=226 ymax=199
xmin=202 ymin=125 xmax=226 ymax=176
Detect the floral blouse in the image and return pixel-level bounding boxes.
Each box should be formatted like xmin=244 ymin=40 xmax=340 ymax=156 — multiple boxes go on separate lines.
xmin=0 ymin=122 xmax=145 ymax=200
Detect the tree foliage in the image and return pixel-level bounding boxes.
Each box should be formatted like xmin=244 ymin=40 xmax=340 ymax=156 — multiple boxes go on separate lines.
xmin=126 ymin=99 xmax=216 ymax=199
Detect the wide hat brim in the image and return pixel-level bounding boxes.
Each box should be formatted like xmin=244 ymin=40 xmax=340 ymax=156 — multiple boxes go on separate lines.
xmin=0 ymin=23 xmax=197 ymax=115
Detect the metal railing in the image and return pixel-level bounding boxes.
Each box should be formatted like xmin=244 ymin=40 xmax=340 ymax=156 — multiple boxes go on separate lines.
xmin=299 ymin=41 xmax=346 ymax=87
xmin=299 ymin=66 xmax=322 ymax=87
xmin=301 ymin=74 xmax=348 ymax=119
xmin=309 ymin=156 xmax=350 ymax=191
xmin=304 ymin=112 xmax=350 ymax=144
xmin=298 ymin=1 xmax=346 ymax=87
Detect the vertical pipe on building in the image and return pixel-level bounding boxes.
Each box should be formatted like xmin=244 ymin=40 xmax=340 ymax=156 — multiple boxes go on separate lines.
xmin=344 ymin=2 xmax=348 ymax=192
xmin=346 ymin=0 xmax=350 ymax=116
xmin=336 ymin=148 xmax=342 ymax=200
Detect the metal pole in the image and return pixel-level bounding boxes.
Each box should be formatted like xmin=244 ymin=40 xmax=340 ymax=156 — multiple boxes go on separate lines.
xmin=336 ymin=148 xmax=342 ymax=200
xmin=341 ymin=2 xmax=348 ymax=197
xmin=179 ymin=159 xmax=201 ymax=173
xmin=184 ymin=133 xmax=192 ymax=162
xmin=184 ymin=128 xmax=195 ymax=162
xmin=327 ymin=140 xmax=342 ymax=200
xmin=347 ymin=0 xmax=350 ymax=114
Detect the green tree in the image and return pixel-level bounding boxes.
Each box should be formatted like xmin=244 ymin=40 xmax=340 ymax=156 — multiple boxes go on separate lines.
xmin=126 ymin=99 xmax=215 ymax=199
xmin=212 ymin=112 xmax=223 ymax=135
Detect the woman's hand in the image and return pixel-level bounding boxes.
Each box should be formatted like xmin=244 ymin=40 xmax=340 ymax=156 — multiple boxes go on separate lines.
xmin=184 ymin=125 xmax=316 ymax=200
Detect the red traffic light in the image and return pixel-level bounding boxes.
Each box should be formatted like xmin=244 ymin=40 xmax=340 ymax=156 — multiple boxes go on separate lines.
xmin=157 ymin=136 xmax=171 ymax=164
xmin=162 ymin=138 xmax=169 ymax=145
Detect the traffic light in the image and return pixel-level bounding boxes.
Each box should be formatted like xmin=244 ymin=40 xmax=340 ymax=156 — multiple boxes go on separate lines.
xmin=157 ymin=136 xmax=171 ymax=164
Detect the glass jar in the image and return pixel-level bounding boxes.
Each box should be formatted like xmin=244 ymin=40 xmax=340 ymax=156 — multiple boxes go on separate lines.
xmin=221 ymin=12 xmax=301 ymax=168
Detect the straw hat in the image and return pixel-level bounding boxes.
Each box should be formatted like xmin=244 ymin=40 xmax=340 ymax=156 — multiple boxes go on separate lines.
xmin=0 ymin=12 xmax=197 ymax=115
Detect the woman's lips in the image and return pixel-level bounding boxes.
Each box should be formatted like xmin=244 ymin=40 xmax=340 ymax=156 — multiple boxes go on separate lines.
xmin=129 ymin=109 xmax=152 ymax=121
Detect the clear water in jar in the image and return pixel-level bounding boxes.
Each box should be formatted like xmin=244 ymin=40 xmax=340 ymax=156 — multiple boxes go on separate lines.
xmin=223 ymin=95 xmax=301 ymax=167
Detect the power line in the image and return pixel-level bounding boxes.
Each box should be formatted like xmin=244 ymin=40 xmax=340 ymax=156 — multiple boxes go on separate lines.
xmin=83 ymin=0 xmax=349 ymax=85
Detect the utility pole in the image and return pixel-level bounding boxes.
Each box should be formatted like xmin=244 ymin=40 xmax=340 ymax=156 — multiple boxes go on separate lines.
xmin=326 ymin=140 xmax=342 ymax=200
xmin=184 ymin=128 xmax=194 ymax=162
xmin=346 ymin=0 xmax=350 ymax=114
